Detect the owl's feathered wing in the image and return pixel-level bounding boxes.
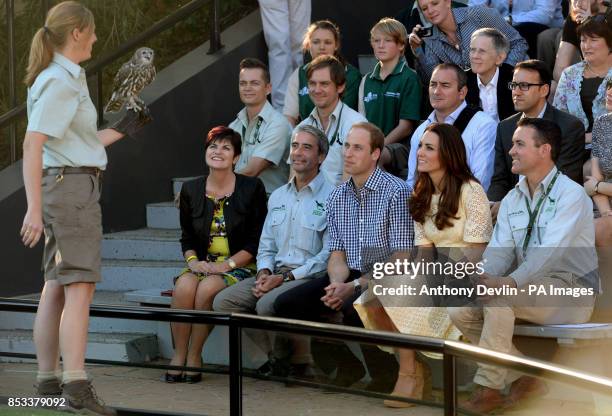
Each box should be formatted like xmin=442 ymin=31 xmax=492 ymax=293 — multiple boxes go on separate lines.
xmin=104 ymin=61 xmax=156 ymax=113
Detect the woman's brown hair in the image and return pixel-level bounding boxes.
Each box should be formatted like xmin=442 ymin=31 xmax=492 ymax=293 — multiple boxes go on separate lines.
xmin=302 ymin=20 xmax=347 ymax=65
xmin=25 ymin=1 xmax=94 ymax=87
xmin=409 ymin=123 xmax=478 ymax=230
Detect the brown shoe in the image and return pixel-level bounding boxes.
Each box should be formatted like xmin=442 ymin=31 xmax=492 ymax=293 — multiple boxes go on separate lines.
xmin=460 ymin=385 xmax=505 ymax=414
xmin=61 ymin=380 xmax=117 ymax=416
xmin=35 ymin=378 xmax=62 ymax=396
xmin=35 ymin=378 xmax=62 ymax=409
xmin=506 ymin=376 xmax=548 ymax=407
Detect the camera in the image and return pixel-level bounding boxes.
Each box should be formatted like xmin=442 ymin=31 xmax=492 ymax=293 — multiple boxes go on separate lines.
xmin=416 ymin=26 xmax=433 ymax=38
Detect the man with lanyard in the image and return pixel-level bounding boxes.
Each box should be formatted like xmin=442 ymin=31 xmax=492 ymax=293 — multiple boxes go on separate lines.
xmin=449 ymin=117 xmax=598 ymax=413
xmin=296 ymin=55 xmax=367 ymax=186
xmin=406 ymin=63 xmax=497 ymax=190
xmin=230 ymin=58 xmax=292 ymax=195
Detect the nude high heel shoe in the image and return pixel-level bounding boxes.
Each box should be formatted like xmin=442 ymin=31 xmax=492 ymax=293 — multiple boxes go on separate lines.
xmin=383 ymin=361 xmax=430 ymax=408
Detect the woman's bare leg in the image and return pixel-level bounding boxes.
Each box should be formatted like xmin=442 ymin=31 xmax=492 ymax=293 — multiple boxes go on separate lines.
xmin=169 ymin=273 xmax=199 ymax=374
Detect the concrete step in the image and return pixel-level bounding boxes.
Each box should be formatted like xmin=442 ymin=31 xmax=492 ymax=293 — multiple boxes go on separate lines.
xmin=0 ymin=329 xmax=159 ymax=363
xmin=172 ymin=176 xmax=201 ymax=198
xmin=0 ymin=292 xmax=158 ymax=334
xmin=146 ymin=201 xmax=179 ymax=230
xmin=98 ymin=259 xmax=182 ymax=292
xmin=125 ymin=288 xmax=172 ymax=306
xmin=102 ymin=228 xmax=182 ymax=261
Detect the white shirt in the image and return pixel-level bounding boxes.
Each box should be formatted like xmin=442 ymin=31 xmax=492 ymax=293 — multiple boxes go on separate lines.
xmin=257 ymin=172 xmax=334 ymax=279
xmin=484 ymin=167 xmax=599 ymax=290
xmin=520 ymin=103 xmax=548 ymax=120
xmin=296 ymin=100 xmax=367 ymax=185
xmin=477 ymin=67 xmax=500 ymax=122
xmin=406 ymin=100 xmax=497 ymax=190
xmin=230 ymin=101 xmax=292 ymax=194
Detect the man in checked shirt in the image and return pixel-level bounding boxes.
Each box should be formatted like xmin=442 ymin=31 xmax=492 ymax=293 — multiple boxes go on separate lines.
xmin=274 ymin=121 xmax=414 ymax=392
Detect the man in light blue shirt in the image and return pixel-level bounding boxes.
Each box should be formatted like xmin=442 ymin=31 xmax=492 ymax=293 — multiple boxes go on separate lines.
xmin=214 ymin=125 xmax=335 ymax=377
xmin=449 ymin=118 xmax=597 ymax=413
xmin=406 ymin=63 xmax=497 ymax=190
xmin=297 ymin=55 xmax=367 ymax=185
xmin=229 ymin=58 xmax=292 ymax=194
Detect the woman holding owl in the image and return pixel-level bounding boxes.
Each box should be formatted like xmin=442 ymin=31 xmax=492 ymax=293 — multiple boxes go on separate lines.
xmin=21 ymin=2 xmax=143 ymax=414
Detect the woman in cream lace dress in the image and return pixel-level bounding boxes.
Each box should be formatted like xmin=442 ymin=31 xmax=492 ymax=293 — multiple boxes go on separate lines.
xmin=356 ymin=123 xmax=492 ymax=408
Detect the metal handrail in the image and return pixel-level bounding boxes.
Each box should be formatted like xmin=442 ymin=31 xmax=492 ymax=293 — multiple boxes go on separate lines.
xmin=0 ymin=0 xmax=223 ymax=160
xmin=1 ymin=298 xmax=611 ymax=416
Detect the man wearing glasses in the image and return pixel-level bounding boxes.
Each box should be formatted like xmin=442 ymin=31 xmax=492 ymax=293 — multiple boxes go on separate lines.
xmin=488 ymin=59 xmax=585 ymax=220
xmin=230 ymin=58 xmax=292 ymax=195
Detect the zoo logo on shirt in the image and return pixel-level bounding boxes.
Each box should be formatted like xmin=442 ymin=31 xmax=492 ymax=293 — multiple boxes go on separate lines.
xmin=363 ymin=92 xmax=378 ymax=103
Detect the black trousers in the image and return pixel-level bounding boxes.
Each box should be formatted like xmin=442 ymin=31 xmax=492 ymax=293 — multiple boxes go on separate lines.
xmin=274 ymin=271 xmax=399 ymax=384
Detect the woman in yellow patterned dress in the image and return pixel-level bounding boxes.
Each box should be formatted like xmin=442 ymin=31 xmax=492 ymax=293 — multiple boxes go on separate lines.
xmin=165 ymin=126 xmax=267 ymax=383
xmin=356 ymin=123 xmax=492 ymax=407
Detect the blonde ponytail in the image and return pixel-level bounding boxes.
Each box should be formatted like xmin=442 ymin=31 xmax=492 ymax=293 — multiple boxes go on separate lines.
xmin=24 ymin=28 xmax=54 ymax=87
xmin=24 ymin=1 xmax=94 ymax=87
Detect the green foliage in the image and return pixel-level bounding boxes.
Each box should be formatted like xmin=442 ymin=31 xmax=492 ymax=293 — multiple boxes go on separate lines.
xmin=0 ymin=0 xmax=258 ymax=170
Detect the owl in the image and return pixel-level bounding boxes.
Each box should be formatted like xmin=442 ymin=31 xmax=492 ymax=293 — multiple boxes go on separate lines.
xmin=104 ymin=47 xmax=156 ymax=114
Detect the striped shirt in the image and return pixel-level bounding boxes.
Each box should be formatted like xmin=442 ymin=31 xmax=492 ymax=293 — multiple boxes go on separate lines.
xmin=414 ymin=6 xmax=528 ymax=84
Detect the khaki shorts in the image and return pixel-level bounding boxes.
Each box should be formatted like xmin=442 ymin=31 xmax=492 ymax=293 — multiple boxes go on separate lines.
xmin=42 ymin=173 xmax=102 ymax=284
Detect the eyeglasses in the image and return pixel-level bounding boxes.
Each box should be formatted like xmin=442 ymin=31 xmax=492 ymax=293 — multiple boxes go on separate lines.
xmin=508 ymin=82 xmax=546 ymax=91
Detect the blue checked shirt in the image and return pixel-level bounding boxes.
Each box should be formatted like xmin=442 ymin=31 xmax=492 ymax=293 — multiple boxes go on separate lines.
xmin=327 ymin=167 xmax=414 ymax=272
xmin=414 ymin=6 xmax=528 ymax=84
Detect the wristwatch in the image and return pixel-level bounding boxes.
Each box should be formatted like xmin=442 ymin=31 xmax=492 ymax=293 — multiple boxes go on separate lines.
xmin=227 ymin=258 xmax=237 ymax=269
xmin=353 ymin=279 xmax=363 ymax=296
xmin=282 ymin=271 xmax=295 ymax=282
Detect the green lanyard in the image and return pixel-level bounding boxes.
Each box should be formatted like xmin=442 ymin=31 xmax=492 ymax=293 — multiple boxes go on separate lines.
xmin=521 ymin=170 xmax=560 ymax=257
xmin=242 ymin=117 xmax=263 ymax=145
xmin=328 ymin=103 xmax=345 ymax=146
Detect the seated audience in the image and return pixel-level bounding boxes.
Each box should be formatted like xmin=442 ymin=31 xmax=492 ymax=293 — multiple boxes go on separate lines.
xmin=449 ymin=118 xmax=598 ymax=413
xmin=213 ymin=125 xmax=334 ymax=378
xmin=230 ymin=59 xmax=292 ymax=195
xmin=488 ymin=60 xmax=585 ymax=211
xmin=297 ymin=55 xmax=367 ymax=185
xmin=408 ymin=0 xmax=528 ymax=84
xmin=355 ymin=123 xmax=492 ymax=408
xmin=585 ymin=80 xmax=612 ymax=246
xmin=274 ymin=122 xmax=413 ymax=392
xmin=283 ymin=20 xmax=361 ymax=127
xmin=553 ymin=15 xmax=612 ymax=159
xmin=358 ymin=17 xmax=422 ymax=175
xmin=466 ymin=28 xmax=515 ymax=122
xmin=469 ymin=0 xmax=563 ymax=57
xmin=552 ymin=0 xmax=608 ymax=95
xmin=407 ymin=63 xmax=497 ymax=191
xmin=166 ymin=126 xmax=267 ymax=383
